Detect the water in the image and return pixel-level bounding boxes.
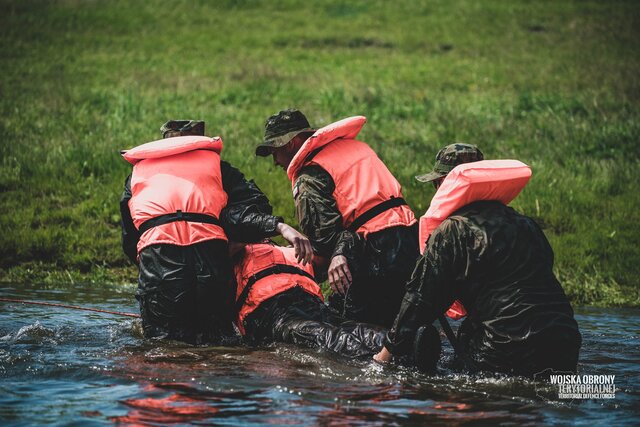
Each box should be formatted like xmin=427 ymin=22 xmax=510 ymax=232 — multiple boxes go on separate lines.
xmin=1 ymin=282 xmax=638 ymax=426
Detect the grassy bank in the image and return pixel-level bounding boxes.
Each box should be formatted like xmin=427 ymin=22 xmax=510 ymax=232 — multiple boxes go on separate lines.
xmin=1 ymin=0 xmax=639 ymax=306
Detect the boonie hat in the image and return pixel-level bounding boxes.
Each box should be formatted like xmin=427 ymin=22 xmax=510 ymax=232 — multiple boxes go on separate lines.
xmin=256 ymin=109 xmax=315 ymax=157
xmin=415 ymin=143 xmax=484 ymax=182
xmin=161 ymin=120 xmax=205 ymax=138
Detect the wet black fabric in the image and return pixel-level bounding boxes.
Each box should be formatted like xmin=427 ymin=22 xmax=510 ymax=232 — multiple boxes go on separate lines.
xmin=120 ymin=160 xmax=283 ymax=264
xmin=244 ymin=287 xmax=386 ymax=358
xmin=120 ymin=174 xmax=139 ymax=264
xmin=328 ymin=224 xmax=420 ymax=328
xmin=294 ymin=165 xmax=420 ymax=328
xmin=385 ymin=201 xmax=581 ymax=376
xmin=454 ymin=318 xmax=580 ymax=376
xmin=136 ymin=240 xmax=235 ymax=345
xmin=219 ymin=161 xmax=283 ymax=243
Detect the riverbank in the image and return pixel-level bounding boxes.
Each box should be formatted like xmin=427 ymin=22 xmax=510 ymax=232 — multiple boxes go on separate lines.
xmin=1 ymin=0 xmax=639 ymax=305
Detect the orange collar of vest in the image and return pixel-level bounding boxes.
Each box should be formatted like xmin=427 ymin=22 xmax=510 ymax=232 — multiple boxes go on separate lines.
xmin=418 ymin=159 xmax=532 ymax=254
xmin=286 ymin=116 xmax=367 ymax=182
xmin=122 ymin=136 xmax=223 ymax=165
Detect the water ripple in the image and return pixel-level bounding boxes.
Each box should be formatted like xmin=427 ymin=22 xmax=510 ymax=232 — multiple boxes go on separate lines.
xmin=0 ymin=284 xmax=638 ymax=425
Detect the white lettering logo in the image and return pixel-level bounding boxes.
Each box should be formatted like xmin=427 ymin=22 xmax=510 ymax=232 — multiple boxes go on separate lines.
xmin=535 ymin=370 xmax=616 ymax=401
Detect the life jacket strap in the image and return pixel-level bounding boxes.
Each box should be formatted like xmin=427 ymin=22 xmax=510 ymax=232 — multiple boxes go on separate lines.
xmin=235 ymin=264 xmax=315 ymax=313
xmin=137 ymin=210 xmax=221 ymax=234
xmin=303 ymin=146 xmax=324 ymax=164
xmin=347 ymin=197 xmax=408 ymax=233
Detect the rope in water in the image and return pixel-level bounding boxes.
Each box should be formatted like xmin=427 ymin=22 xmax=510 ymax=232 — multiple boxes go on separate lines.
xmin=0 ymin=297 xmax=140 ymax=318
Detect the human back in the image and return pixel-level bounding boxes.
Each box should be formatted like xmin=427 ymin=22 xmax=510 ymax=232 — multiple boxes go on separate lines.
xmin=443 ymin=200 xmax=581 ymax=374
xmin=126 ymin=137 xmax=227 ymax=252
xmin=445 ymin=202 xmax=578 ymax=335
xmin=304 ymin=137 xmax=415 ymax=236
xmin=233 ymin=242 xmax=322 ymax=334
xmin=376 ymin=143 xmax=581 ymax=376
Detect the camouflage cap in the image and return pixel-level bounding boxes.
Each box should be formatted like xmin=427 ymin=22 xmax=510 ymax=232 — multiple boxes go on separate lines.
xmin=160 ymin=120 xmax=205 ymax=138
xmin=255 ymin=109 xmax=315 ymax=157
xmin=415 ymin=143 xmax=484 ymax=182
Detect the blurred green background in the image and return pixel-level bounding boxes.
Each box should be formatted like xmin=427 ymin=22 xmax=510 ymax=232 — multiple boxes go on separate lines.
xmin=1 ymin=0 xmax=638 ymax=305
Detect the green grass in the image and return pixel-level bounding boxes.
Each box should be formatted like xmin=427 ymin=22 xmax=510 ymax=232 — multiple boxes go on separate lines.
xmin=1 ymin=0 xmax=639 ymax=306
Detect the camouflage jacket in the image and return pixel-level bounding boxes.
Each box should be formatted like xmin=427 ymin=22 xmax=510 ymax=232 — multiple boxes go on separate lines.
xmin=384 ymin=201 xmax=580 ymax=361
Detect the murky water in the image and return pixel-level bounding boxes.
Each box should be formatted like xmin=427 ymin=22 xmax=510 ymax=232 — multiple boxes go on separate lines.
xmin=1 ymin=282 xmax=638 ymax=426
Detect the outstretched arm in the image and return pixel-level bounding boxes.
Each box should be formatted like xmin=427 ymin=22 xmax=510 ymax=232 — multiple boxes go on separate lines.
xmin=220 ymin=161 xmax=312 ymax=264
xmin=220 ymin=160 xmax=283 ymax=241
xmin=375 ymin=219 xmax=468 ymax=362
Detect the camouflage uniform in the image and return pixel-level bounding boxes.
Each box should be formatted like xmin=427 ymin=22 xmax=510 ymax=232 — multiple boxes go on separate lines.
xmin=254 ymin=109 xmax=421 ymax=328
xmin=387 ymin=144 xmax=582 ymax=376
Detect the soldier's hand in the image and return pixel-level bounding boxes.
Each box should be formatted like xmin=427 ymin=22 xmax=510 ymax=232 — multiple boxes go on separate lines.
xmin=276 ymin=222 xmax=313 ymax=265
xmin=373 ymin=346 xmax=393 ymax=364
xmin=328 ymin=255 xmax=352 ymax=295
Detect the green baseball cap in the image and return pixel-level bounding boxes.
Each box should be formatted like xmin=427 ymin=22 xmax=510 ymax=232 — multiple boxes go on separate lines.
xmin=160 ymin=120 xmax=205 ymax=138
xmin=256 ymin=109 xmax=315 ymax=157
xmin=415 ymin=143 xmax=484 ymax=182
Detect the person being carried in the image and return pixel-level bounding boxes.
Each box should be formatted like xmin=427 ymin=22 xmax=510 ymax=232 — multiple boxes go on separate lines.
xmin=231 ymin=240 xmax=390 ymax=359
xmin=119 ymin=120 xmax=312 ymax=344
xmin=374 ymin=143 xmax=582 ymax=377
xmin=255 ymin=109 xmax=419 ymax=328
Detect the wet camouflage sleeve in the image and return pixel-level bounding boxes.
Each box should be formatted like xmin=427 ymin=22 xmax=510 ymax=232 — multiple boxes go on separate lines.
xmin=294 ymin=165 xmax=357 ymax=260
xmin=383 ymin=219 xmax=468 ymax=355
xmin=219 ymin=160 xmax=283 ymax=242
xmin=120 ymin=174 xmax=140 ymax=265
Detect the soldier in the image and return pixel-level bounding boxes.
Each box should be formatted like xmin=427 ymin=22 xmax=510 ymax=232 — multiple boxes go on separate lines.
xmin=374 ymin=144 xmax=582 ymax=376
xmin=120 ymin=120 xmax=312 ymax=344
xmin=231 ymin=241 xmax=386 ymax=359
xmin=255 ymin=110 xmax=419 ymax=328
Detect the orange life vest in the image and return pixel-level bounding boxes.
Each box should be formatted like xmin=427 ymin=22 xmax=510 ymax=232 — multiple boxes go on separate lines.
xmin=234 ymin=243 xmax=323 ymax=334
xmin=418 ymin=159 xmax=532 ymax=319
xmin=287 ymin=116 xmax=416 ymax=237
xmin=122 ymin=135 xmax=228 ymax=254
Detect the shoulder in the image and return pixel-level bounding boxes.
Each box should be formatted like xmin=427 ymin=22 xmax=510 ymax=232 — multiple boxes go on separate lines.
xmin=429 ymin=214 xmax=479 ymax=250
xmin=294 ymin=165 xmax=334 ymax=199
xmin=432 ymin=216 xmax=469 ymax=239
xmin=220 ymin=160 xmax=248 ymax=184
xmin=220 ymin=160 xmax=238 ymax=174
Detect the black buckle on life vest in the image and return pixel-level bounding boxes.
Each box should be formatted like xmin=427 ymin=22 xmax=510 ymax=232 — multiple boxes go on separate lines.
xmin=137 ymin=211 xmax=221 ymax=234
xmin=347 ymin=197 xmax=408 ymax=233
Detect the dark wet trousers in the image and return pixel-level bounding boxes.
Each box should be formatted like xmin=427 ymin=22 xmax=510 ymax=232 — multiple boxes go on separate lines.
xmin=328 ymin=275 xmax=407 ymax=330
xmin=329 ymin=224 xmax=420 ymax=328
xmin=243 ymin=287 xmax=386 ymax=358
xmin=455 ymin=321 xmax=582 ymax=377
xmin=136 ymin=240 xmax=235 ymax=345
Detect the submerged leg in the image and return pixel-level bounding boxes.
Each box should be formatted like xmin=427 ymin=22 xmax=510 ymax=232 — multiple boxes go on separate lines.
xmin=244 ymin=287 xmax=386 ymax=358
xmin=137 ymin=241 xmax=235 ymax=345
